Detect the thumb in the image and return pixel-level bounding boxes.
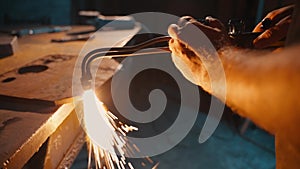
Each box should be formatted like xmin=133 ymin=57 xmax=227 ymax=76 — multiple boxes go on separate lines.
xmin=253 ymin=15 xmax=291 ymax=48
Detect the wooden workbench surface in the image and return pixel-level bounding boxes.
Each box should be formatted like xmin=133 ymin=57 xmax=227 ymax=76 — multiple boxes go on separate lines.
xmin=0 ymin=25 xmax=141 ymax=168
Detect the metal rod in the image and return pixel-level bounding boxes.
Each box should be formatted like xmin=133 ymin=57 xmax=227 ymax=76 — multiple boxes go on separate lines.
xmin=81 ymin=36 xmax=170 ymax=75
xmin=81 ymin=36 xmax=171 ymax=89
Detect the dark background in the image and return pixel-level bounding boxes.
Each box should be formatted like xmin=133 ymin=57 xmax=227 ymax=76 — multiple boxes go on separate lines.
xmin=0 ymin=0 xmax=295 ymax=30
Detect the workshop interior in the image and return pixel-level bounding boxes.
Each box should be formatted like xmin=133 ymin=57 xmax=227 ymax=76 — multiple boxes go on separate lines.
xmin=0 ymin=0 xmax=299 ymax=169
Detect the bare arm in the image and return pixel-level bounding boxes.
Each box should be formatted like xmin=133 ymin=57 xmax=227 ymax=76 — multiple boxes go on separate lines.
xmin=218 ymin=47 xmax=300 ymax=135
xmin=168 ymin=19 xmax=300 ymax=147
xmin=168 ymin=10 xmax=300 ymax=168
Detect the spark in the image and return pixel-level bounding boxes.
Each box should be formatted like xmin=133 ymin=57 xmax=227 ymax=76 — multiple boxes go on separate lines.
xmin=82 ymin=89 xmax=159 ymax=169
xmin=82 ymin=89 xmax=138 ymax=169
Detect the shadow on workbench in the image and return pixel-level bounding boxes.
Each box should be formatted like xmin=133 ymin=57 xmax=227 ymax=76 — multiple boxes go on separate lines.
xmin=0 ymin=94 xmax=58 ymax=114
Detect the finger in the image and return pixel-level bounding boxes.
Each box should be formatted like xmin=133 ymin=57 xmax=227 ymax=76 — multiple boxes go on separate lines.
xmin=171 ymin=21 xmax=223 ymax=57
xmin=168 ymin=38 xmax=179 ymax=55
xmin=188 ymin=21 xmax=231 ymax=49
xmin=178 ymin=16 xmax=197 ymax=27
xmin=168 ymin=24 xmax=180 ymax=39
xmin=186 ymin=21 xmax=221 ymax=38
xmin=169 ymin=20 xmax=228 ymax=50
xmin=253 ymin=22 xmax=263 ymax=32
xmin=169 ymin=21 xmax=219 ymax=42
xmin=205 ymin=16 xmax=226 ymax=31
xmin=168 ymin=24 xmax=191 ymax=54
xmin=168 ymin=29 xmax=188 ymax=56
xmin=266 ymin=5 xmax=294 ymax=24
xmin=253 ymin=15 xmax=291 ymax=48
xmin=253 ymin=5 xmax=294 ymax=32
xmin=169 ymin=39 xmax=193 ymax=58
xmin=253 ymin=18 xmax=272 ymax=32
xmin=178 ymin=16 xmax=225 ymax=31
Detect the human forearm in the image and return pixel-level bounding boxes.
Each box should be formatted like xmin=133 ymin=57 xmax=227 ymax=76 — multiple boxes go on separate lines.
xmin=207 ymin=46 xmax=300 ymax=134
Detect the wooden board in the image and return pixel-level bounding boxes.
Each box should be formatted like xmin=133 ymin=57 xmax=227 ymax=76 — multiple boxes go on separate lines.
xmin=0 ymin=54 xmax=119 ymax=101
xmin=0 ymin=25 xmax=141 ymax=168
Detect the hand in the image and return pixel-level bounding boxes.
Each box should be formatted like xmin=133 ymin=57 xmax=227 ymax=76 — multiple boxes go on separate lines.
xmin=169 ymin=16 xmax=232 ymax=50
xmin=253 ymin=5 xmax=294 ymax=48
xmin=168 ymin=16 xmax=230 ymax=89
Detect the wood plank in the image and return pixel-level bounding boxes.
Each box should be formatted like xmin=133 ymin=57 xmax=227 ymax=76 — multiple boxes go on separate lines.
xmin=0 ymin=54 xmax=119 ymax=101
xmin=43 ymin=109 xmax=84 ymax=169
xmin=0 ymin=25 xmax=141 ymax=168
xmin=0 ymin=25 xmax=140 ymax=75
xmin=0 ymin=104 xmax=73 ymax=169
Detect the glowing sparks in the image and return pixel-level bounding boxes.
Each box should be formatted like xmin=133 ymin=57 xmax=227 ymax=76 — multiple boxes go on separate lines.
xmin=82 ymin=89 xmax=138 ymax=169
xmin=81 ymin=89 xmax=159 ymax=169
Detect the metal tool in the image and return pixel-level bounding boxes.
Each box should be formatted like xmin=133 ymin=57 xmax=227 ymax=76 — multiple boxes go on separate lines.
xmin=80 ymin=17 xmax=283 ymax=88
xmin=228 ymin=19 xmax=262 ymax=48
xmin=80 ymin=35 xmax=171 ymax=89
xmin=227 ymin=18 xmax=285 ymax=48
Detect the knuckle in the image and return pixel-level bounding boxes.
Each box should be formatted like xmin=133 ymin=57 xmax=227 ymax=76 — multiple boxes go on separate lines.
xmin=266 ymin=11 xmax=277 ymax=19
xmin=263 ymin=29 xmax=273 ymax=38
xmin=180 ymin=16 xmax=194 ymax=21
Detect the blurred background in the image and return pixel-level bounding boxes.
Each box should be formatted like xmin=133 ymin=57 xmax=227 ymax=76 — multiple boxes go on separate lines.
xmin=0 ymin=0 xmax=294 ymax=30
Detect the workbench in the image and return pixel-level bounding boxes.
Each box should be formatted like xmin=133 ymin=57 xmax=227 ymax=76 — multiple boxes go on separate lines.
xmin=0 ymin=25 xmax=141 ymax=169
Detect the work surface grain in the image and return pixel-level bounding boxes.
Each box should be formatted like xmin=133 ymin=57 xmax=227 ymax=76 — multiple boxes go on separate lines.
xmin=0 ymin=25 xmax=141 ymax=168
xmin=0 ymin=54 xmax=119 ymax=101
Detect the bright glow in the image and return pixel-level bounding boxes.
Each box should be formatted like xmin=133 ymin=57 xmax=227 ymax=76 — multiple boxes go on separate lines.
xmin=82 ymin=89 xmax=138 ymax=169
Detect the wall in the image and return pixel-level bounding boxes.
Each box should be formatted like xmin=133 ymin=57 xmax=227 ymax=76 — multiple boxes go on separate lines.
xmin=0 ymin=0 xmax=295 ymax=28
xmin=0 ymin=0 xmax=71 ymax=26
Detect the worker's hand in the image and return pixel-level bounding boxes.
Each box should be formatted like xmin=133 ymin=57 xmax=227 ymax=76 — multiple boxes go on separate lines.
xmin=168 ymin=16 xmax=230 ymax=88
xmin=169 ymin=16 xmax=233 ymax=49
xmin=253 ymin=5 xmax=294 ymax=48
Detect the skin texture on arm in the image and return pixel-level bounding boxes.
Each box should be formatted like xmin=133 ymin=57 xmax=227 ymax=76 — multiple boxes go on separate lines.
xmin=170 ymin=40 xmax=300 ymax=169
xmin=168 ymin=18 xmax=300 ymax=154
xmin=169 ymin=6 xmax=300 ymax=167
xmin=218 ymin=46 xmax=300 ymax=138
xmin=170 ymin=37 xmax=300 ymax=138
